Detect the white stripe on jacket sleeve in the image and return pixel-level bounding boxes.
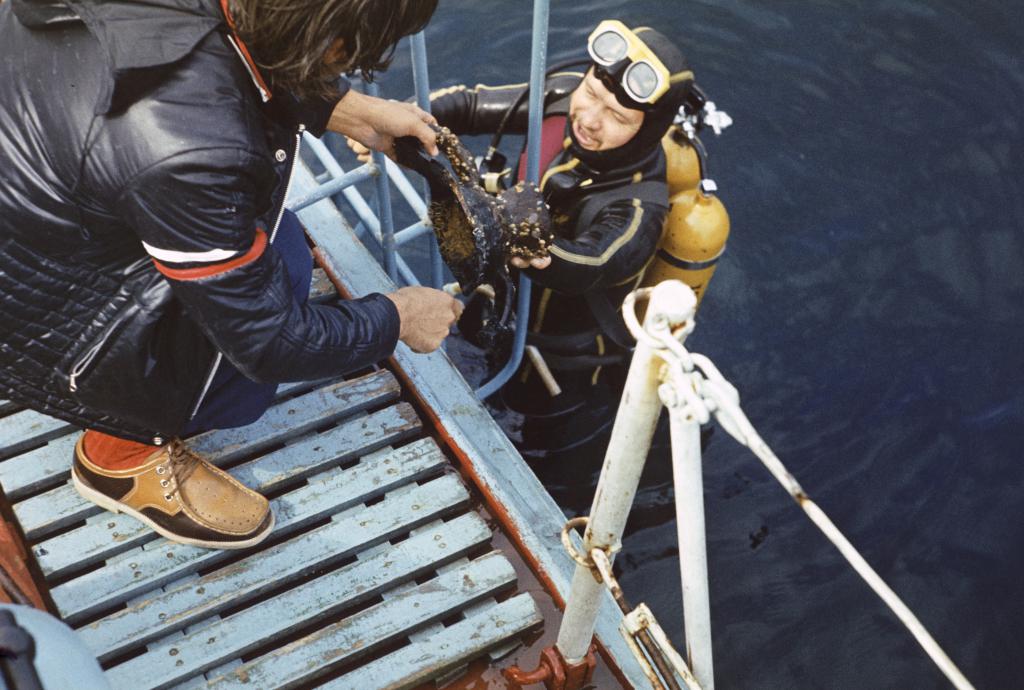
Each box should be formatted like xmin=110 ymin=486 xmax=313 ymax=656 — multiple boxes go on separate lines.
xmin=141 ymin=242 xmax=241 ymax=264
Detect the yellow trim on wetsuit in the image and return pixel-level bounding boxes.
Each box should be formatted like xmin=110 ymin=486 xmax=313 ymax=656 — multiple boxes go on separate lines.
xmin=591 ymin=334 xmax=606 ymax=385
xmin=532 ymin=287 xmax=554 ymax=333
xmin=474 ymin=82 xmax=528 ymax=91
xmin=428 ymin=85 xmax=467 ymax=101
xmin=549 ymin=198 xmax=644 ymax=266
xmin=540 ymin=157 xmax=581 ymax=191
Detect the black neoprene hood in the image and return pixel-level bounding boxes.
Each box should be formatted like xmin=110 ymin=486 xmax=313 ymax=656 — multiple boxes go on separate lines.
xmin=567 ymin=24 xmax=693 ymax=171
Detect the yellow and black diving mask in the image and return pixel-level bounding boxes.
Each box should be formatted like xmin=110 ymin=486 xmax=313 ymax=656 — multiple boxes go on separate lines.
xmin=587 ymin=20 xmax=672 ymax=109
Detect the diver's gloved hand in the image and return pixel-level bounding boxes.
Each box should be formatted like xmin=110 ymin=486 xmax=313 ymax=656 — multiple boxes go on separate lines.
xmin=497 ymin=181 xmax=554 ymax=266
xmin=510 ymin=255 xmax=552 ymax=269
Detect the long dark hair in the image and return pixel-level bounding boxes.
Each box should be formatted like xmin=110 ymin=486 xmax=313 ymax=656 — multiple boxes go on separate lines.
xmin=230 ymin=0 xmax=438 ymax=100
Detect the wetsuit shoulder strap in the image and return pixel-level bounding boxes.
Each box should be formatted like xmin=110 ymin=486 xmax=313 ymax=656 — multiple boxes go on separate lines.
xmin=584 ymin=289 xmax=635 ymax=349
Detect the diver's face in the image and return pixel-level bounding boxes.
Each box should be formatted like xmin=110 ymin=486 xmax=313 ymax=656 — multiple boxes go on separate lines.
xmin=569 ymin=69 xmax=644 ymax=151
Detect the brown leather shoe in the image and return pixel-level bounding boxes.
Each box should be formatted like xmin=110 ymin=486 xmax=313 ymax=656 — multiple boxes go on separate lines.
xmin=72 ymin=436 xmax=273 ymax=550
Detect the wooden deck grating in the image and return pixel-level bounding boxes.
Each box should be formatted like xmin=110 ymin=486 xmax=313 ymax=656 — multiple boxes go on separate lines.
xmin=0 ymin=272 xmax=542 ymax=689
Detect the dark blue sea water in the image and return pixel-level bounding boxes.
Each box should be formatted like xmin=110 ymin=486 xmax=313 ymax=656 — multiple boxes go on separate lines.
xmin=352 ymin=2 xmax=1024 ymax=688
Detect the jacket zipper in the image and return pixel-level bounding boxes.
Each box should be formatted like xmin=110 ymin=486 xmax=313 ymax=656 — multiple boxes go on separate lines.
xmin=187 ymin=125 xmax=304 ymax=421
xmin=270 ymin=127 xmax=303 ymax=243
xmin=68 ymin=329 xmax=115 ymax=392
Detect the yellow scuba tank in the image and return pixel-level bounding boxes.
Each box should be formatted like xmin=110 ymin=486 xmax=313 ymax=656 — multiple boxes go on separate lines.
xmin=639 ymin=129 xmax=729 ymax=308
xmin=662 ymin=127 xmax=702 ymax=197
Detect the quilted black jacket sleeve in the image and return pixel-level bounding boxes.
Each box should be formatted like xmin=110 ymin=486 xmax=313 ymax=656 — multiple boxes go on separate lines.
xmin=117 ymin=147 xmax=401 ymax=384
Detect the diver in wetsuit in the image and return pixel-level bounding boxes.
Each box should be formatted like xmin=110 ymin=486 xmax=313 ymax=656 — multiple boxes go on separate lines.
xmin=428 ymin=22 xmax=700 ymax=452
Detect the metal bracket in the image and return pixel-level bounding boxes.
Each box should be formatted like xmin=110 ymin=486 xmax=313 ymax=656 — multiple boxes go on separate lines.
xmin=618 ymin=603 xmax=704 ymax=690
xmin=504 ymin=643 xmax=598 ymax=690
xmin=560 ymin=516 xmax=621 ymax=584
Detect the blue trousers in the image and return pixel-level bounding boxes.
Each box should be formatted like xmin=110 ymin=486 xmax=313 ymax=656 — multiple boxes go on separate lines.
xmin=182 ymin=210 xmax=313 ymax=435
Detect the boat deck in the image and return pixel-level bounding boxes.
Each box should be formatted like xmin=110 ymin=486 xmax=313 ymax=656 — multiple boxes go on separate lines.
xmin=0 ymin=160 xmax=648 ymax=689
xmin=0 ymin=276 xmax=542 ymax=689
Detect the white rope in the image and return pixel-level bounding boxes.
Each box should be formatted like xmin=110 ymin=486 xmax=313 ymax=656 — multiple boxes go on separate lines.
xmin=625 ymin=289 xmax=977 ymax=690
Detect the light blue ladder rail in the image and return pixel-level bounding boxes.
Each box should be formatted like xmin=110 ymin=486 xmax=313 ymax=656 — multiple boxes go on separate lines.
xmin=297 ymin=2 xmax=553 ymax=400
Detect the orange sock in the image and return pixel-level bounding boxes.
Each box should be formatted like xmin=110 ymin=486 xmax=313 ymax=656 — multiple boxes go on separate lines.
xmin=82 ymin=430 xmax=160 ymax=471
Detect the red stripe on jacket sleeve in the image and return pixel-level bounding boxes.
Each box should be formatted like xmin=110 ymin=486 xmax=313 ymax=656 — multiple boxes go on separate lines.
xmin=152 ymin=229 xmax=268 ymax=281
xmin=220 ymin=0 xmax=272 ymax=101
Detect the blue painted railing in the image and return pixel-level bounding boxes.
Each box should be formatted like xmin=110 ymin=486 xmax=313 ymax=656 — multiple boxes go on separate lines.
xmin=293 ymin=0 xmax=551 ymax=399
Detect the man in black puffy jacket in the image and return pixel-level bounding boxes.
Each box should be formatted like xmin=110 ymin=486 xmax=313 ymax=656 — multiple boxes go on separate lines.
xmin=0 ymin=0 xmax=462 ymax=549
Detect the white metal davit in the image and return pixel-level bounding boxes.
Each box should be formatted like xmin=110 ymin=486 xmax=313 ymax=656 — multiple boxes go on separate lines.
xmin=550 ymin=280 xmax=977 ymax=690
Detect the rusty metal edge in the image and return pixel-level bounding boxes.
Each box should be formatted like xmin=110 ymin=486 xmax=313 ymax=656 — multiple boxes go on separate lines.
xmin=0 ymin=489 xmax=49 ymax=611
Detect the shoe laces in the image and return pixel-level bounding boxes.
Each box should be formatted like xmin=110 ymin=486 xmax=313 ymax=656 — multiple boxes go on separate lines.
xmin=161 ymin=441 xmax=201 ymax=498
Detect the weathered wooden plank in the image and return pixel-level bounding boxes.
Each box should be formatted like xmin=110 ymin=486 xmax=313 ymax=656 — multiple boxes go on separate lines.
xmin=0 ymin=374 xmax=352 ymax=503
xmin=34 ymin=403 xmax=420 ymax=580
xmin=188 ymin=369 xmax=400 ymax=458
xmin=80 ymin=484 xmax=487 ymax=662
xmin=0 ymin=409 xmax=74 ymax=461
xmin=325 ymin=593 xmax=542 ymax=690
xmin=128 ymin=552 xmax=517 ymax=690
xmin=99 ymin=509 xmax=491 ymax=675
xmin=15 ymin=371 xmax=403 ymax=541
xmin=380 ymin=521 xmax=450 ymax=645
xmin=51 ymin=438 xmax=448 ymax=622
xmin=15 ymin=476 xmax=100 ymax=545
xmin=275 ymin=375 xmax=336 ymax=397
xmin=0 ymin=434 xmax=78 ymax=501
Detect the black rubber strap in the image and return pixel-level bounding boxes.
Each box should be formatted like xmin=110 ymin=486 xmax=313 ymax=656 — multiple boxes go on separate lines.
xmin=584 ymin=290 xmax=635 ymax=349
xmin=541 ymin=351 xmax=629 ymax=371
xmin=655 ymin=246 xmax=724 ymax=271
xmin=526 ymin=328 xmax=601 ymax=354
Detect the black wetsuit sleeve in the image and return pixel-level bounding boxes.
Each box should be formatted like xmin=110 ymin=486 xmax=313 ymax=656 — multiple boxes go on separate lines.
xmin=429 ymin=73 xmax=581 ymax=136
xmin=524 ymin=199 xmax=667 ymax=295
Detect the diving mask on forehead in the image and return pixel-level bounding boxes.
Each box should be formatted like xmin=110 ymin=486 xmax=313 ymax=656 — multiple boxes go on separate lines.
xmin=587 ymin=20 xmax=671 ymax=108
